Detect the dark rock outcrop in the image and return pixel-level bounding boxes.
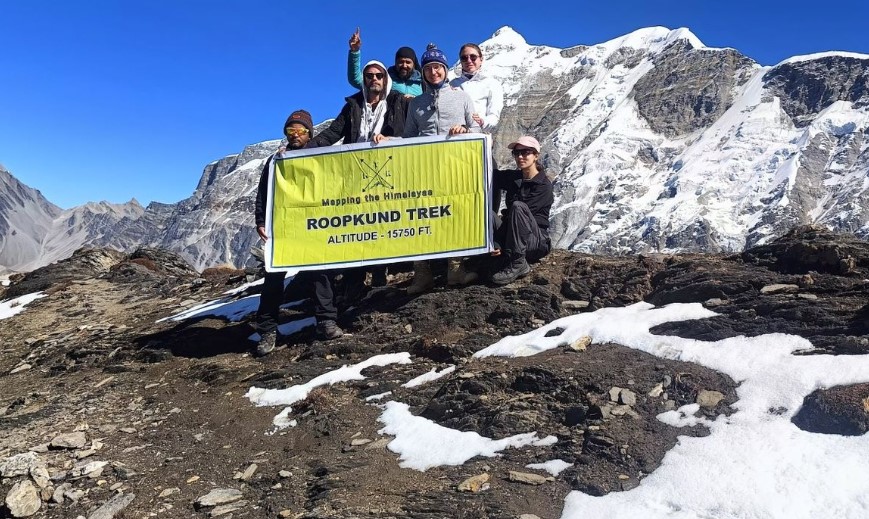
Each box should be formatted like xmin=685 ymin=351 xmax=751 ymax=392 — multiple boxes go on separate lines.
xmin=635 ymin=41 xmax=757 ymax=136
xmin=792 ymin=383 xmax=869 ymax=435
xmin=764 ymin=55 xmax=869 ymax=126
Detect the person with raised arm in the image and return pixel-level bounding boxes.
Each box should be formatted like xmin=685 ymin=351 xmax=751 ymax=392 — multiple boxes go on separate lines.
xmin=347 ymin=28 xmax=422 ymax=97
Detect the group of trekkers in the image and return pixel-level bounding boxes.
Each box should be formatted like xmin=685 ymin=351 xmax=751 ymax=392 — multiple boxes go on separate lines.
xmin=251 ymin=30 xmax=555 ymax=356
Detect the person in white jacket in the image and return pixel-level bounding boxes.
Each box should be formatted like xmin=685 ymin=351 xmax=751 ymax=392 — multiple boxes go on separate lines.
xmin=449 ymin=43 xmax=504 ymax=133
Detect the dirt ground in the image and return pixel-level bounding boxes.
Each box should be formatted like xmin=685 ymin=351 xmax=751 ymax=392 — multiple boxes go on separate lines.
xmin=2 ymin=226 xmax=867 ymax=518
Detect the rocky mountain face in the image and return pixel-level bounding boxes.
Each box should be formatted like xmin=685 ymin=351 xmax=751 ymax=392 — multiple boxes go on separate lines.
xmin=0 ymin=166 xmax=61 ymax=272
xmin=3 ymin=27 xmax=868 ymax=273
xmin=0 ymin=165 xmax=145 ymax=274
xmin=0 ymin=227 xmax=866 ymax=517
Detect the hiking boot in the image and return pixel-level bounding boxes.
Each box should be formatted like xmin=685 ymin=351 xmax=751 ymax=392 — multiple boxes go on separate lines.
xmin=255 ymin=330 xmax=277 ymax=357
xmin=491 ymin=255 xmax=531 ymax=285
xmin=447 ymin=258 xmax=479 ymax=286
xmin=316 ymin=319 xmax=344 ymax=340
xmin=407 ymin=261 xmax=434 ymax=295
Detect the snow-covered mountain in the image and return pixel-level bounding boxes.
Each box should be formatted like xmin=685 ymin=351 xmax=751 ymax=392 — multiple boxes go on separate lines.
xmin=3 ymin=26 xmax=868 ymax=272
xmin=480 ymin=27 xmax=869 ymax=253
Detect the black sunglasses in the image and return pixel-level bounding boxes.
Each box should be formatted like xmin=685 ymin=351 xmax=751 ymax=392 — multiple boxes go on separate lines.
xmin=512 ymin=148 xmax=536 ymax=157
xmin=364 ymin=72 xmax=385 ymax=80
xmin=460 ymin=54 xmax=480 ymax=62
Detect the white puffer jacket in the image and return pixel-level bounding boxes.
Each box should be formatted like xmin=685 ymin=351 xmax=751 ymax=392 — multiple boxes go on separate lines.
xmin=450 ymin=68 xmax=504 ymax=133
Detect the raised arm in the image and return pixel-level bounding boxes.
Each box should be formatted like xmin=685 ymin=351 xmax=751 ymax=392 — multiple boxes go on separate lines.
xmin=346 ymin=28 xmax=364 ymax=90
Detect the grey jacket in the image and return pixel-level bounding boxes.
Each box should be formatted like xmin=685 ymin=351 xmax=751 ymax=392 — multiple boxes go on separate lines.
xmin=403 ymin=83 xmax=481 ymax=137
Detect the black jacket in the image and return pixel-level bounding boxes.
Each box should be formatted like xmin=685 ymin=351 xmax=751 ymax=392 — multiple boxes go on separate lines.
xmin=493 ymin=169 xmax=554 ymax=232
xmin=311 ymin=90 xmax=408 ymax=146
xmin=254 ymin=154 xmax=277 ymax=228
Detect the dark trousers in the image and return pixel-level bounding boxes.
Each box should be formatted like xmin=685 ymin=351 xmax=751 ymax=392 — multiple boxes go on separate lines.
xmin=255 ymin=270 xmax=338 ymax=334
xmin=493 ymin=201 xmax=550 ymax=260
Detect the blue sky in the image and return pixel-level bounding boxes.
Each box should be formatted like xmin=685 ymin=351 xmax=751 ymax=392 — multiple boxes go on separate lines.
xmin=2 ymin=0 xmax=867 ymax=209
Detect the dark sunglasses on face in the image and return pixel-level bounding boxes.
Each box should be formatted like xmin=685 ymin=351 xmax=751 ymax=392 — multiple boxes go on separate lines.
xmin=460 ymin=54 xmax=480 ymax=62
xmin=285 ymin=127 xmax=309 ymax=137
xmin=364 ymin=72 xmax=385 ymax=80
xmin=512 ymin=148 xmax=536 ymax=157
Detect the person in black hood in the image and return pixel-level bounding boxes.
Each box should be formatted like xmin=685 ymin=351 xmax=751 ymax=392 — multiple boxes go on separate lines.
xmin=252 ymin=110 xmax=344 ymax=357
xmin=312 ymin=60 xmax=408 ymax=146
xmin=311 ymin=60 xmax=409 ymax=289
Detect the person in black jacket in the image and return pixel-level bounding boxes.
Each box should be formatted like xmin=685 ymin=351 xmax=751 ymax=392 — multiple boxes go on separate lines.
xmin=312 ymin=60 xmax=408 ymax=146
xmin=490 ymin=136 xmax=554 ymax=285
xmin=311 ymin=59 xmax=409 ymax=289
xmin=252 ymin=110 xmax=343 ymax=357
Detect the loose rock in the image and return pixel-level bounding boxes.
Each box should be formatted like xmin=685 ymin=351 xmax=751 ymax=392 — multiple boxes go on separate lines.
xmin=697 ymin=390 xmax=726 ymax=408
xmin=238 ymin=463 xmax=257 ymax=481
xmin=0 ymin=452 xmax=40 ymax=477
xmin=159 ymin=487 xmax=180 ymax=498
xmin=457 ymin=473 xmax=490 ymax=492
xmin=51 ymin=432 xmax=88 ymax=450
xmin=760 ymin=283 xmax=799 ymax=294
xmin=209 ymin=499 xmax=248 ymax=517
xmin=568 ymin=336 xmax=591 ymax=351
xmin=52 ymin=483 xmax=71 ymax=504
xmin=194 ymin=488 xmax=243 ymax=509
xmin=30 ymin=465 xmax=51 ymax=488
xmin=5 ymin=480 xmax=41 ymax=517
xmin=87 ymin=492 xmax=135 ymax=519
xmin=562 ymin=300 xmax=590 ymax=311
xmin=619 ymin=389 xmax=637 ymax=406
xmin=508 ymin=471 xmax=548 ymax=486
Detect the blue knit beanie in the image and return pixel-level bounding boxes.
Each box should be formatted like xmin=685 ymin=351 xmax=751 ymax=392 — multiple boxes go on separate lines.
xmin=421 ymin=44 xmax=448 ymax=69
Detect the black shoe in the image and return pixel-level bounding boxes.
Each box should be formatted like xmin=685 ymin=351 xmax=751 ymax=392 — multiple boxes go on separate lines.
xmin=316 ymin=319 xmax=344 ymax=340
xmin=491 ymin=256 xmax=531 ymax=285
xmin=255 ymin=330 xmax=277 ymax=357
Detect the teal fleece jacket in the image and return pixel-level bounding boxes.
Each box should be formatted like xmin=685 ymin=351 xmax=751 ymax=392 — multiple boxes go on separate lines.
xmin=348 ymin=50 xmax=423 ymax=97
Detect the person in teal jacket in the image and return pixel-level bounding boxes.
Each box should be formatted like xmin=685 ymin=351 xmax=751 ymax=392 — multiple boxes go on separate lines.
xmin=347 ymin=28 xmax=422 ymax=97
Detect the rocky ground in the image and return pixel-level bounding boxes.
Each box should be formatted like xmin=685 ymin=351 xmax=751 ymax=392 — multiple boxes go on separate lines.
xmin=1 ymin=226 xmax=867 ymax=519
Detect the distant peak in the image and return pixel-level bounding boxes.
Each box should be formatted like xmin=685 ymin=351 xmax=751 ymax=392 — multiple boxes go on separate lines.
xmin=668 ymin=27 xmax=705 ymax=49
xmin=601 ymin=26 xmax=706 ymax=53
xmin=775 ymin=51 xmax=869 ymax=68
xmin=486 ymin=26 xmax=527 ymax=46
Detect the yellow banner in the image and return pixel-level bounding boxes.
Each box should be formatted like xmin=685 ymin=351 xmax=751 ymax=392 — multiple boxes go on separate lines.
xmin=266 ymin=134 xmax=492 ymax=271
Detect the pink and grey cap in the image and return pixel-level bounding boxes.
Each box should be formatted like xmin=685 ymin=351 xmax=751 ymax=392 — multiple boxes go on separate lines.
xmin=507 ymin=136 xmax=541 ymax=153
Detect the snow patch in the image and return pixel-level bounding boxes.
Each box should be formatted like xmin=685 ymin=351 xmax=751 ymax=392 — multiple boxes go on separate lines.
xmin=479 ymin=302 xmax=869 ymax=519
xmin=402 ymin=365 xmax=456 ymax=388
xmin=377 ymin=401 xmax=557 ymax=471
xmin=526 ymin=459 xmax=573 ymax=476
xmin=0 ymin=292 xmax=46 ymax=320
